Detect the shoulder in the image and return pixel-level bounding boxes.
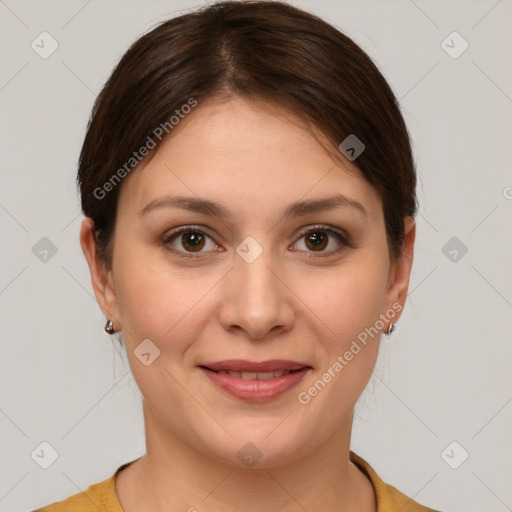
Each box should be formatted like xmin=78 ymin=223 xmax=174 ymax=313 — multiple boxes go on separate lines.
xmin=349 ymin=451 xmax=443 ymax=512
xmin=31 ymin=467 xmax=124 ymax=512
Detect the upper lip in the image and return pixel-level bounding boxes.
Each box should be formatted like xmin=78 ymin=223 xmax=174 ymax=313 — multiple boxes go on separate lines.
xmin=200 ymin=359 xmax=311 ymax=372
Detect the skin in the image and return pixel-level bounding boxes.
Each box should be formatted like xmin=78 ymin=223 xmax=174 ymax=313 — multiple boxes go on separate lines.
xmin=81 ymin=95 xmax=415 ymax=512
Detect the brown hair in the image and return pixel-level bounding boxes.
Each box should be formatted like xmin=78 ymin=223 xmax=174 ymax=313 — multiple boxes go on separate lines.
xmin=78 ymin=0 xmax=416 ymax=268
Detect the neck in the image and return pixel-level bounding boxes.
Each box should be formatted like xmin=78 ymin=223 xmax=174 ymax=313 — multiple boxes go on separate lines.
xmin=118 ymin=400 xmax=376 ymax=512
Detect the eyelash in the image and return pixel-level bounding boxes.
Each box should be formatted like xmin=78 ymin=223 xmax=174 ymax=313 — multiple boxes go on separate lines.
xmin=162 ymin=224 xmax=351 ymax=259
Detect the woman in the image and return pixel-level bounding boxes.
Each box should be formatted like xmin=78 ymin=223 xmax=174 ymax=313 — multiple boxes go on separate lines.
xmin=33 ymin=1 xmax=441 ymax=510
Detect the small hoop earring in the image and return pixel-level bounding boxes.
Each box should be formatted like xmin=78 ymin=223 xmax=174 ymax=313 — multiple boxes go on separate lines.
xmin=104 ymin=319 xmax=115 ymax=334
xmin=384 ymin=323 xmax=395 ymax=336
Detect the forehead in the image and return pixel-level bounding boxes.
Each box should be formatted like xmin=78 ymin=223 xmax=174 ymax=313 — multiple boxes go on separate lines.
xmin=117 ymin=96 xmax=381 ymax=221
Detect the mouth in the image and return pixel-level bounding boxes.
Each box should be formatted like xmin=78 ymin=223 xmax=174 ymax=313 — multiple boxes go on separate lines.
xmin=198 ymin=360 xmax=312 ymax=402
xmin=202 ymin=368 xmax=301 ymax=380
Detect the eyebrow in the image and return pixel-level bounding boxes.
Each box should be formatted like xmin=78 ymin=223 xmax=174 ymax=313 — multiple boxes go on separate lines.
xmin=139 ymin=193 xmax=367 ymax=219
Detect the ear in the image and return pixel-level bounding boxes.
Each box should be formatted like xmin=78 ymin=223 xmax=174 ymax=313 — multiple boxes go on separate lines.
xmin=383 ymin=216 xmax=416 ymax=320
xmin=79 ymin=217 xmax=122 ymax=331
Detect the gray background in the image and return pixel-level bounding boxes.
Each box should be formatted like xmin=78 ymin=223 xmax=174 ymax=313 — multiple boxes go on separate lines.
xmin=1 ymin=1 xmax=511 ymax=511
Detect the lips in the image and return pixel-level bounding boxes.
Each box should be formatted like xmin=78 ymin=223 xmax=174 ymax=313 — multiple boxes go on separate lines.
xmin=198 ymin=359 xmax=312 ymax=402
xmin=200 ymin=359 xmax=309 ymax=372
xmin=208 ymin=369 xmax=294 ymax=380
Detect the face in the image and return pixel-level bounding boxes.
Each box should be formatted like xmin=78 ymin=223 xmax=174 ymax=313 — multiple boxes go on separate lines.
xmin=81 ymin=95 xmax=415 ymax=468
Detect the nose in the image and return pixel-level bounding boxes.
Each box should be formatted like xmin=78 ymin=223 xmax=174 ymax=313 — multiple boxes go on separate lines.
xmin=217 ymin=244 xmax=295 ymax=341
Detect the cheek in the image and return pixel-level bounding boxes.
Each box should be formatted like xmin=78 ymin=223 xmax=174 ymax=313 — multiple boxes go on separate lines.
xmin=296 ymin=280 xmax=386 ymax=417
xmin=112 ymin=247 xmax=217 ymax=413
xmin=113 ymin=243 xmax=220 ymax=351
xmin=299 ymin=260 xmax=389 ymax=344
xmin=295 ymin=258 xmax=389 ymax=397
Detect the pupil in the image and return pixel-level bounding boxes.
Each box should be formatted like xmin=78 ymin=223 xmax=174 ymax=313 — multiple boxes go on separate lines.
xmin=310 ymin=233 xmax=322 ymax=245
xmin=188 ymin=233 xmax=201 ymax=245
xmin=183 ymin=232 xmax=204 ymax=250
xmin=307 ymin=232 xmax=327 ymax=250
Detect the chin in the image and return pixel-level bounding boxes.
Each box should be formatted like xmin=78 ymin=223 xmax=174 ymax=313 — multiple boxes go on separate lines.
xmin=194 ymin=420 xmax=315 ymax=470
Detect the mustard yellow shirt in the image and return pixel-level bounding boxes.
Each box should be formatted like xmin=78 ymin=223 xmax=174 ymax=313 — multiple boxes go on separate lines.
xmin=32 ymin=451 xmax=440 ymax=511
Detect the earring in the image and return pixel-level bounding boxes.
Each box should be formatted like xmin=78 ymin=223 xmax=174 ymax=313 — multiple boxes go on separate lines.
xmin=384 ymin=323 xmax=395 ymax=336
xmin=104 ymin=319 xmax=115 ymax=334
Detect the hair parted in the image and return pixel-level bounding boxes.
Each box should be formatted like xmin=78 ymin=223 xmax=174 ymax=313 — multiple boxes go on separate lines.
xmin=77 ymin=0 xmax=417 ymax=268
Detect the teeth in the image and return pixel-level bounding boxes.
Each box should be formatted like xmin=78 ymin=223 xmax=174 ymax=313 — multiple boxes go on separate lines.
xmin=223 ymin=370 xmax=291 ymax=380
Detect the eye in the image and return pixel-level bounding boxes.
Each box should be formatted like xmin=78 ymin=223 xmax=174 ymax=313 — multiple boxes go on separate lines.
xmin=163 ymin=224 xmax=350 ymax=259
xmin=291 ymin=225 xmax=350 ymax=256
xmin=163 ymin=226 xmax=219 ymax=258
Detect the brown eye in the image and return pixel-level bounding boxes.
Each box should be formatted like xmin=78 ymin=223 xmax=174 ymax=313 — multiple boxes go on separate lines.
xmin=293 ymin=225 xmax=350 ymax=256
xmin=304 ymin=231 xmax=328 ymax=251
xmin=179 ymin=231 xmax=206 ymax=252
xmin=164 ymin=227 xmax=218 ymax=257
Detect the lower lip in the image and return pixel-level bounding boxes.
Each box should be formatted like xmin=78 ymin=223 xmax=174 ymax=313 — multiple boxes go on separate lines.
xmin=199 ymin=367 xmax=310 ymax=402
